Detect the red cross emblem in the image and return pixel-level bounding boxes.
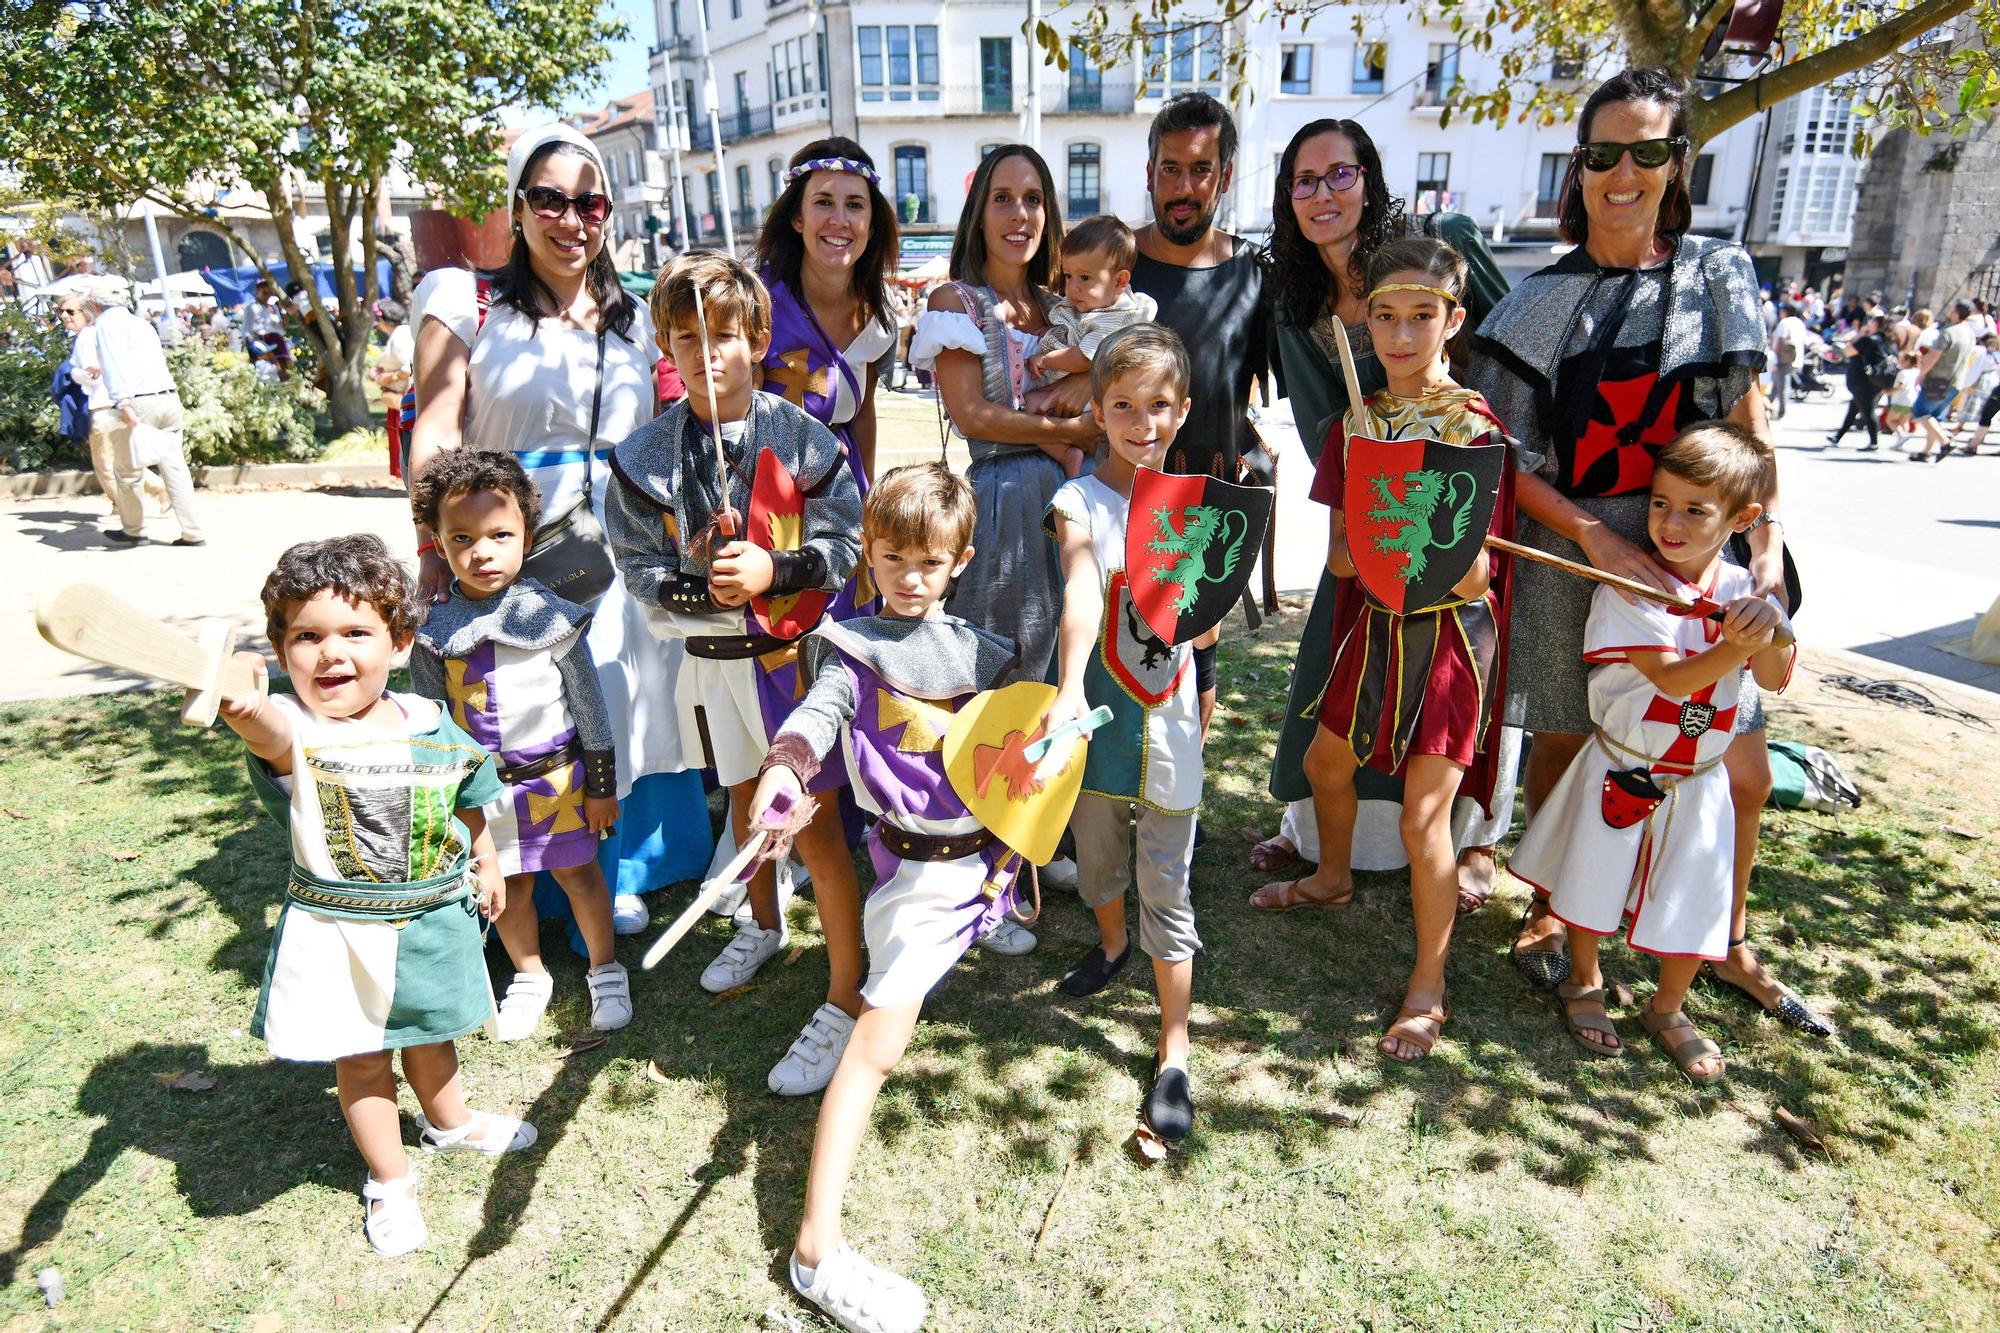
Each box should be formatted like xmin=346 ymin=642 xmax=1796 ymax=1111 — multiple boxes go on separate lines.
xmin=1641 ymin=681 xmax=1735 ymax=774
xmin=1570 ymin=372 xmax=1683 ymax=496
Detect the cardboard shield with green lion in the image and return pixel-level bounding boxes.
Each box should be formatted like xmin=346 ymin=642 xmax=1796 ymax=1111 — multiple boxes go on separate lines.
xmin=1125 ymin=467 xmax=1274 ymax=645
xmin=1343 ymin=436 xmax=1505 ymax=614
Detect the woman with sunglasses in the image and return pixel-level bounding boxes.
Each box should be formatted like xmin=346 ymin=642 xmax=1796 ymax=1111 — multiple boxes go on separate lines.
xmin=1251 ymin=117 xmax=1520 ymax=915
xmin=1468 ymin=69 xmax=1830 ymax=1039
xmin=409 ymin=124 xmax=712 ymax=1032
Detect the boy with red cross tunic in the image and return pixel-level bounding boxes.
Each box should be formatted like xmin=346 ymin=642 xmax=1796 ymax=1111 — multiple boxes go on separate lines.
xmin=1510 ymin=422 xmax=1794 ymax=1083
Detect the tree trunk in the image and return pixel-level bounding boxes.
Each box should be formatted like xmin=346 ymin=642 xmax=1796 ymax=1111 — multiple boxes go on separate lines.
xmin=326 ymin=351 xmax=377 ymax=433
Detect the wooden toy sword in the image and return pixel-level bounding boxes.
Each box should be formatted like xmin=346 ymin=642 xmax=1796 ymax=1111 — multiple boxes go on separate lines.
xmin=36 ymin=583 xmax=257 ymax=726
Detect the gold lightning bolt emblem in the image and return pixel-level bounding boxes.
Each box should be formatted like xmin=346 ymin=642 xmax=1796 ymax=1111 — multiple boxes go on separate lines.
xmin=444 ymin=658 xmax=488 ymax=730
xmin=766 ymin=348 xmax=828 ymax=406
xmin=525 ymin=761 xmax=588 ymax=834
xmin=876 ymin=689 xmax=954 ymax=753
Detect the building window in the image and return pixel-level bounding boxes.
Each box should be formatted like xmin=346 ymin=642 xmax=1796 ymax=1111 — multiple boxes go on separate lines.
xmin=606 ymin=155 xmax=618 ymax=189
xmin=736 ymin=163 xmax=753 ymax=219
xmin=893 ymin=146 xmax=930 ymax=223
xmin=1280 ymin=44 xmax=1313 ymax=95
xmin=729 ymin=0 xmax=739 ymax=17
xmin=1067 ymin=143 xmax=1101 ymax=216
xmin=629 ymin=150 xmax=639 ymax=183
xmin=706 ymin=171 xmax=722 ymax=224
xmin=1689 ymin=153 xmax=1715 ymax=206
xmin=768 ymin=158 xmax=782 ymax=201
xmin=1551 ymin=56 xmax=1585 ymax=81
xmin=1420 ymin=43 xmax=1459 ymax=106
xmin=1352 ymin=43 xmax=1385 ymax=94
xmin=1068 ymin=41 xmax=1103 ymax=111
xmin=981 ymin=37 xmax=1012 ymax=114
xmin=858 ymin=25 xmax=940 ymax=103
xmin=1768 ymin=166 xmax=1788 ymax=233
xmin=980 ymin=142 xmax=1005 ymax=160
xmin=1142 ymin=21 xmax=1224 ymax=97
xmin=1415 ymin=152 xmax=1450 ymax=209
xmin=1536 ymin=152 xmax=1566 ymax=217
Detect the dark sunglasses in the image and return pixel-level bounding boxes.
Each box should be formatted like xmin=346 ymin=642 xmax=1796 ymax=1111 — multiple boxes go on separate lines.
xmin=1575 ymin=137 xmax=1687 ymax=172
xmin=1290 ymin=163 xmax=1365 ymax=200
xmin=518 ymin=184 xmax=612 ymax=226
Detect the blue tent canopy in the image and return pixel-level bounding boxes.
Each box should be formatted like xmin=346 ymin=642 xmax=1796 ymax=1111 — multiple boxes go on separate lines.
xmin=200 ymin=259 xmax=395 ymax=308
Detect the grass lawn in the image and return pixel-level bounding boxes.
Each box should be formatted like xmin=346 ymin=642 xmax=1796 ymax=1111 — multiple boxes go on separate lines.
xmin=2 ymin=611 xmax=1997 ymax=1330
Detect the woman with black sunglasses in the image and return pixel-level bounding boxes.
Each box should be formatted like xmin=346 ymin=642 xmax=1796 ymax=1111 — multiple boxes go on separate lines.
xmin=408 ymin=124 xmax=714 ymax=1036
xmin=1252 ymin=117 xmax=1520 ymax=916
xmin=1468 ymin=69 xmax=1830 ymax=1040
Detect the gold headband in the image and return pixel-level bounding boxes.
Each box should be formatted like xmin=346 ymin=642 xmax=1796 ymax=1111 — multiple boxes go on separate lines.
xmin=1367 ymin=282 xmax=1459 ymax=306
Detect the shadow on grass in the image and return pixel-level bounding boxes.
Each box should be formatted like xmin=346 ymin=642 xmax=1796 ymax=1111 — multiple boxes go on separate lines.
xmin=0 ymin=1041 xmax=346 ymax=1287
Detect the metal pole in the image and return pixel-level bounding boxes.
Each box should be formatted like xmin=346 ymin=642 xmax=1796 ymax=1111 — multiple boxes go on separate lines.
xmin=1022 ymin=0 xmax=1040 ymax=152
xmin=141 ymin=198 xmax=171 ymax=290
xmin=661 ymin=77 xmax=695 ymax=248
xmin=693 ymin=0 xmax=735 ymax=251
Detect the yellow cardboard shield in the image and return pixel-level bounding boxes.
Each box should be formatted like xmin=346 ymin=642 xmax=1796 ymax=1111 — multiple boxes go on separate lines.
xmin=942 ymin=682 xmax=1086 ymax=866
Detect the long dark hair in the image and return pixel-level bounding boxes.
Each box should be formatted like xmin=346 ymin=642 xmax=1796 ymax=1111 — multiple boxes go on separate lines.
xmin=492 ymin=140 xmax=636 ymax=340
xmin=1556 ymin=67 xmax=1694 ymax=248
xmin=949 ymin=145 xmax=1062 ymax=291
xmin=1268 ymin=119 xmax=1406 ymax=330
xmin=755 ymin=137 xmax=899 ymax=333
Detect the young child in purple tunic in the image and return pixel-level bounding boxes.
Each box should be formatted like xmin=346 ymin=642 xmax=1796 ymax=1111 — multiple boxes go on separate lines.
xmin=409 ymin=450 xmax=631 ymax=1038
xmin=748 ymin=463 xmax=1025 ymax=1333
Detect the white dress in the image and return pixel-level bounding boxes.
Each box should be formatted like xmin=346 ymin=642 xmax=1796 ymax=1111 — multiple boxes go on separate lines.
xmin=415 ymin=267 xmax=687 ymax=786
xmin=1509 ymin=566 xmax=1794 ymax=960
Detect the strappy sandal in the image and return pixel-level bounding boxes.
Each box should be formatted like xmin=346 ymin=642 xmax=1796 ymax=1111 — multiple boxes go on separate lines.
xmin=1638 ymin=1005 xmax=1726 ymax=1086
xmin=1244 ymin=830 xmax=1302 ymax=873
xmin=1248 ymin=876 xmax=1354 ymax=912
xmin=1556 ymin=982 xmax=1624 ymax=1057
xmin=361 ymin=1173 xmax=427 ymax=1258
xmin=1702 ymin=935 xmax=1834 ymax=1038
xmin=1509 ymin=897 xmax=1571 ymax=991
xmin=416 ymin=1109 xmax=539 ymax=1156
xmin=1455 ymin=846 xmax=1497 ymax=916
xmin=1379 ymin=994 xmax=1450 ymax=1062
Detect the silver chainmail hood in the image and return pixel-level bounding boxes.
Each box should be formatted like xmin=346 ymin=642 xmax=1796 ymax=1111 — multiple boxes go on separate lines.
xmin=417 ymin=577 xmax=592 ymax=658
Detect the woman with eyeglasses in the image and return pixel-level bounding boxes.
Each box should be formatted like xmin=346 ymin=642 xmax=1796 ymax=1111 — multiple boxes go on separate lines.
xmin=408 ymin=124 xmax=712 ymax=1035
xmin=1466 ymin=69 xmax=1828 ymax=1039
xmin=1251 ymin=117 xmax=1521 ymax=915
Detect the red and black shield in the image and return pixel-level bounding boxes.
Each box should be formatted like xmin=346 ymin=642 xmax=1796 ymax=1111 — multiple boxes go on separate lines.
xmin=746 ymin=449 xmax=830 ymax=641
xmin=1125 ymin=467 xmax=1274 ymax=645
xmin=1343 ymin=435 xmax=1505 ymax=614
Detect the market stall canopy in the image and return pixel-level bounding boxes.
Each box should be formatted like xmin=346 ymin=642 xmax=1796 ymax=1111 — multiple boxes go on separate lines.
xmin=199 ymin=259 xmax=394 ymax=308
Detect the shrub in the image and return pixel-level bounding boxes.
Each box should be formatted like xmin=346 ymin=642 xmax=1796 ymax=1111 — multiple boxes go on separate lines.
xmin=0 ymin=305 xmax=327 ymax=473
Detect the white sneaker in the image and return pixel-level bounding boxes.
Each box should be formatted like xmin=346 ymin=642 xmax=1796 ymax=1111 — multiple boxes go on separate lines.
xmin=611 ymin=893 xmax=650 ymax=934
xmin=361 ymin=1173 xmax=426 ymax=1258
xmin=1040 ymin=856 xmax=1079 ymax=890
xmin=790 ymin=1242 xmax=926 ymax=1333
xmin=972 ymin=917 xmax=1038 ymax=956
xmin=707 ymin=877 xmax=749 ymax=917
xmin=700 ymin=920 xmax=787 ymax=993
xmin=768 ymin=1002 xmax=856 ymax=1096
xmin=493 ymin=970 xmax=554 ymax=1041
xmin=415 ymin=1109 xmax=538 ymax=1155
xmin=586 ymin=961 xmax=632 ymax=1030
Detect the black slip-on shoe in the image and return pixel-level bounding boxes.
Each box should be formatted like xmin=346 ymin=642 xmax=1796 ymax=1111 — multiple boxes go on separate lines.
xmin=1146 ymin=1057 xmax=1193 ymax=1143
xmin=1059 ymin=942 xmax=1131 ymax=998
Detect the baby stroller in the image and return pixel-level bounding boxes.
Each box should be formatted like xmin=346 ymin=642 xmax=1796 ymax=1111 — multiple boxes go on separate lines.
xmin=1791 ymin=350 xmax=1834 ymax=401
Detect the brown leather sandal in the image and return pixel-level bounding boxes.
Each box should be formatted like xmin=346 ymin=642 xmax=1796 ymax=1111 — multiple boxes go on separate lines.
xmin=1639 ymin=1006 xmax=1725 ymax=1086
xmin=1556 ymin=982 xmax=1624 ymax=1057
xmin=1248 ymin=876 xmax=1354 ymax=912
xmin=1379 ymin=995 xmax=1450 ymax=1062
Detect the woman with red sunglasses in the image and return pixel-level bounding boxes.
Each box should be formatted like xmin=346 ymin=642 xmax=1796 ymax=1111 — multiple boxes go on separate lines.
xmin=1468 ymin=69 xmax=1829 ymax=1043
xmin=408 ymin=124 xmax=713 ymax=1037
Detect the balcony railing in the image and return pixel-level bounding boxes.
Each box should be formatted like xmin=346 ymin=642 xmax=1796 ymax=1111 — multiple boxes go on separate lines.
xmin=732 ymin=204 xmax=764 ymax=234
xmin=1412 ymin=83 xmax=1448 ymax=109
xmin=685 ymin=104 xmax=775 ymax=151
xmin=1066 ymin=194 xmax=1102 ymax=218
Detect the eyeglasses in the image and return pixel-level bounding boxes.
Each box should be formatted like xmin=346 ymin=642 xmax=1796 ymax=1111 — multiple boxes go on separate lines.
xmin=56 ymin=307 xmax=82 ymax=318
xmin=518 ymin=185 xmax=612 ymax=227
xmin=1575 ymin=137 xmax=1688 ymax=172
xmin=1290 ymin=164 xmax=1365 ymax=200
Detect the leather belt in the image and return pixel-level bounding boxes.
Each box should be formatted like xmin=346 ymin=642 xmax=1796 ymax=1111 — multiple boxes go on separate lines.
xmin=498 ymin=739 xmax=581 ymax=786
xmin=687 ymin=632 xmax=789 ymax=660
xmin=875 ymin=821 xmax=995 ymax=862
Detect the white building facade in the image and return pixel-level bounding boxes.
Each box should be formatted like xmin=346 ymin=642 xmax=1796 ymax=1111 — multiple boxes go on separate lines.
xmin=1743 ymin=84 xmax=1862 ymax=291
xmin=647 ymin=1 xmax=1763 ymax=280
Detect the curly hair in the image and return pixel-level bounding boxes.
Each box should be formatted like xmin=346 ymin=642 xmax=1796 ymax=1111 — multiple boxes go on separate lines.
xmin=1268 ymin=119 xmax=1406 ymax=331
xmin=755 ymin=137 xmax=899 ymax=334
xmin=409 ymin=449 xmax=544 ymax=540
xmin=261 ymin=534 xmax=423 ymax=647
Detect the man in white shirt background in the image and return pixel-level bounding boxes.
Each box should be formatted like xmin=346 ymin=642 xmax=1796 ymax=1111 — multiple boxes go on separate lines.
xmin=1769 ymin=302 xmax=1818 ymax=420
xmin=69 ymin=280 xmax=205 ymax=545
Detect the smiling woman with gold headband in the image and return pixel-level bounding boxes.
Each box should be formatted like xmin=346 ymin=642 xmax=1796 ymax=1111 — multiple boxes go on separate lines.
xmin=1467 ymin=68 xmax=1830 ymax=1040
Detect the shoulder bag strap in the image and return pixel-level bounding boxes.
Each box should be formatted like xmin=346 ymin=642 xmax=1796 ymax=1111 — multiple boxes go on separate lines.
xmin=584 ymin=323 xmax=608 ymax=491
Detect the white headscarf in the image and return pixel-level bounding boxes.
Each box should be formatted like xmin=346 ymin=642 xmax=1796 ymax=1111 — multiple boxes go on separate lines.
xmin=506 ymin=123 xmax=607 ymax=201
